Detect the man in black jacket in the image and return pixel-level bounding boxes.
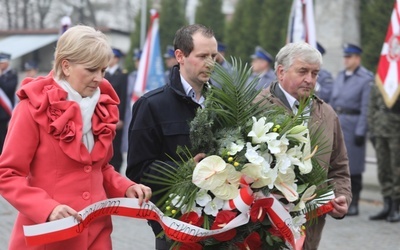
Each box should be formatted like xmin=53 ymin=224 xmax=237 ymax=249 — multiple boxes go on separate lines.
xmin=105 ymin=48 xmax=127 ymax=173
xmin=126 ymin=24 xmax=218 ymax=250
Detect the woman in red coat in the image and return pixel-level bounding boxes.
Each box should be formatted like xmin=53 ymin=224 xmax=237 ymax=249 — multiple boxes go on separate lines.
xmin=0 ymin=25 xmax=151 ymax=249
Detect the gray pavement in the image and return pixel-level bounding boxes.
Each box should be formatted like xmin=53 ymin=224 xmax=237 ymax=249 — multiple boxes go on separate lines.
xmin=1 ymin=141 xmax=400 ymax=249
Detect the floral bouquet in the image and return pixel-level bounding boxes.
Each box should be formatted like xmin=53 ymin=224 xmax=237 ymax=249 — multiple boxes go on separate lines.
xmin=144 ymin=59 xmax=334 ymax=250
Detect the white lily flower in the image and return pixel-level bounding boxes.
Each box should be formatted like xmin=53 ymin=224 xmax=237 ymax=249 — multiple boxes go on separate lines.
xmin=248 ymin=117 xmax=278 ymax=144
xmin=275 ymin=146 xmax=302 ymax=173
xmin=195 ymin=189 xmax=212 ymax=207
xmin=241 ymin=160 xmax=278 ymax=189
xmin=274 ymin=168 xmax=298 ymax=202
xmin=227 ymin=142 xmax=245 ymax=155
xmin=293 ymin=185 xmax=317 ymax=211
xmin=268 ymin=135 xmax=289 ymax=155
xmin=181 ymin=201 xmax=202 ymax=216
xmin=169 ymin=193 xmax=185 ymax=208
xmin=292 ymin=214 xmax=307 ymax=238
xmin=204 ymin=197 xmax=224 ymax=216
xmin=275 ymin=153 xmax=292 ymax=173
xmin=192 ymin=155 xmax=228 ymax=190
xmin=286 ymin=125 xmax=309 ymax=144
xmin=299 ymin=133 xmax=313 ymax=174
xmin=245 ymin=142 xmax=264 ymax=164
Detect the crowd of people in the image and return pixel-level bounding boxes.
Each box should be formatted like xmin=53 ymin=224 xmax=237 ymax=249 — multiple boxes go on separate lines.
xmin=0 ymin=22 xmax=398 ymax=250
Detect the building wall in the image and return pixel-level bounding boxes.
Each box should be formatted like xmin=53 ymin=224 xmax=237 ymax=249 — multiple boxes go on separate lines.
xmin=315 ymin=0 xmax=360 ymax=77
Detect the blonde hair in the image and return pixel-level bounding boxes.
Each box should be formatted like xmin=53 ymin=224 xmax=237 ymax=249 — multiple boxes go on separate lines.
xmin=53 ymin=25 xmax=113 ymax=79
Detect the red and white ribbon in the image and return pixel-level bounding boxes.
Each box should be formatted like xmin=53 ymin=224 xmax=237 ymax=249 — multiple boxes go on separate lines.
xmin=23 ymin=198 xmax=249 ymax=246
xmin=24 ymin=192 xmax=334 ymax=247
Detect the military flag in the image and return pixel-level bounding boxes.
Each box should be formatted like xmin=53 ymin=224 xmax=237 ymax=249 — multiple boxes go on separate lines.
xmin=376 ymin=0 xmax=400 ymax=108
xmin=132 ymin=9 xmax=165 ymax=102
xmin=287 ymin=0 xmax=317 ymax=48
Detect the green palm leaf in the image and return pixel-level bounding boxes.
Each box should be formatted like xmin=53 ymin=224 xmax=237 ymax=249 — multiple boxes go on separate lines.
xmin=190 ymin=57 xmax=272 ymax=153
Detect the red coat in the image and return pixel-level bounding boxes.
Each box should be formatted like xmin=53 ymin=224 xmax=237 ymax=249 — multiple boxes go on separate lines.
xmin=0 ymin=73 xmax=135 ymax=250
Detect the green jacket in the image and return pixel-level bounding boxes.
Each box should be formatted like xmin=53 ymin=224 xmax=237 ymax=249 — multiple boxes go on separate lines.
xmin=368 ymin=84 xmax=400 ymax=137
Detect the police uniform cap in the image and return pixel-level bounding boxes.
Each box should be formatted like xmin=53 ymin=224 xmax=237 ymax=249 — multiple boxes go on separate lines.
xmin=112 ymin=48 xmax=124 ymax=58
xmin=217 ymin=42 xmax=227 ymax=52
xmin=251 ymin=46 xmax=273 ymax=63
xmin=343 ymin=43 xmax=362 ymax=56
xmin=163 ymin=45 xmax=175 ymax=58
xmin=0 ymin=52 xmax=11 ymax=62
xmin=133 ymin=48 xmax=142 ymax=60
xmin=24 ymin=60 xmax=38 ymax=71
xmin=317 ymin=42 xmax=326 ymax=55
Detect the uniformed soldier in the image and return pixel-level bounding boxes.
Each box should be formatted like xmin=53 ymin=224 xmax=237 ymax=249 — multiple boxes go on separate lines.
xmin=163 ymin=45 xmax=177 ymax=84
xmin=368 ymin=84 xmax=400 ymax=223
xmin=315 ymin=43 xmax=334 ymax=103
xmin=330 ymin=44 xmax=373 ymax=216
xmin=247 ymin=46 xmax=276 ymax=90
xmin=105 ymin=48 xmax=128 ymax=173
xmin=0 ymin=52 xmax=18 ymax=154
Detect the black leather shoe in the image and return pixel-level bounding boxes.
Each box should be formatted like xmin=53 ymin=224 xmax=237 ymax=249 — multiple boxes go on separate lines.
xmin=370 ymin=197 xmax=391 ymax=220
xmin=347 ymin=204 xmax=359 ymax=216
xmin=386 ymin=199 xmax=400 ymax=222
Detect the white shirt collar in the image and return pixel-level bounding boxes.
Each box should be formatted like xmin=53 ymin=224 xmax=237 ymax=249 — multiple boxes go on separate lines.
xmin=106 ymin=64 xmax=119 ymax=75
xmin=278 ymin=83 xmax=298 ymax=110
xmin=180 ymin=74 xmax=205 ymax=107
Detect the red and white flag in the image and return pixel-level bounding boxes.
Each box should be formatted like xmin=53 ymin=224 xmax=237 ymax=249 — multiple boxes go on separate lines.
xmin=132 ymin=9 xmax=165 ymax=103
xmin=287 ymin=0 xmax=317 ymax=48
xmin=376 ymin=0 xmax=400 ymax=108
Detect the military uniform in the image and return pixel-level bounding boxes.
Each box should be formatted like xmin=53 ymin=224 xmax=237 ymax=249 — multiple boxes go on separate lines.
xmin=368 ymin=84 xmax=400 ymax=222
xmin=0 ymin=52 xmax=18 ymax=154
xmin=330 ymin=44 xmax=373 ymax=216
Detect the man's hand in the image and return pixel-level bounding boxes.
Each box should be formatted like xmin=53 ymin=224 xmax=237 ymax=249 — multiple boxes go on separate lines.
xmin=328 ymin=195 xmax=348 ymax=219
xmin=116 ymin=120 xmax=124 ymax=130
xmin=48 ymin=204 xmax=82 ymax=222
xmin=126 ymin=184 xmax=152 ymax=206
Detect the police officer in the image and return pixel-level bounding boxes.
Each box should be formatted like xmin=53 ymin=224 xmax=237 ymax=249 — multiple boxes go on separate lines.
xmin=330 ymin=44 xmax=373 ymax=216
xmin=247 ymin=46 xmax=276 ymax=90
xmin=315 ymin=43 xmax=334 ymax=103
xmin=368 ymin=84 xmax=400 ymax=222
xmin=163 ymin=45 xmax=177 ymax=84
xmin=121 ymin=49 xmax=141 ymax=158
xmin=105 ymin=48 xmax=128 ymax=173
xmin=0 ymin=52 xmax=18 ymax=154
xmin=212 ymin=42 xmax=232 ymax=88
xmin=24 ymin=60 xmax=39 ymax=78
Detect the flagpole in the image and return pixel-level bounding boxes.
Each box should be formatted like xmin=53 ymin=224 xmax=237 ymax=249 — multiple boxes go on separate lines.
xmin=140 ymin=0 xmax=147 ymax=48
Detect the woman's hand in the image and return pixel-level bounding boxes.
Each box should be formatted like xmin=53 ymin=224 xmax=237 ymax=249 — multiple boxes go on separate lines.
xmin=126 ymin=184 xmax=152 ymax=206
xmin=48 ymin=204 xmax=82 ymax=222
